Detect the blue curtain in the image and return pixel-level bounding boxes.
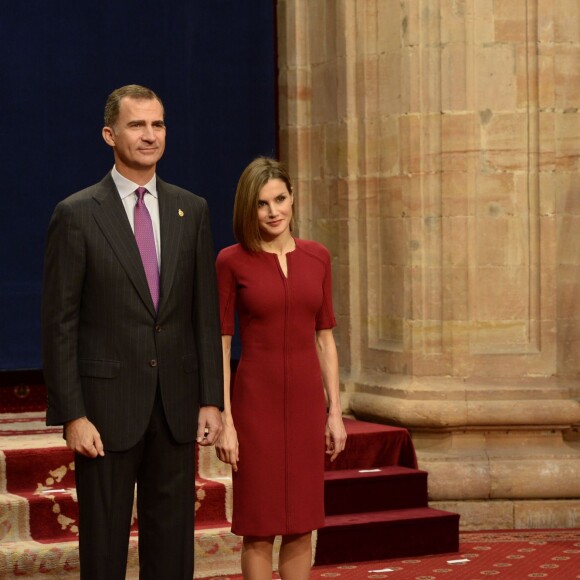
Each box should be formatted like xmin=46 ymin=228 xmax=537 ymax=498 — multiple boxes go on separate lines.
xmin=0 ymin=1 xmax=276 ymax=369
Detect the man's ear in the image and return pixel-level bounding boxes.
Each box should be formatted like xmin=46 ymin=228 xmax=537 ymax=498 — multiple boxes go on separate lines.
xmin=102 ymin=126 xmax=115 ymax=147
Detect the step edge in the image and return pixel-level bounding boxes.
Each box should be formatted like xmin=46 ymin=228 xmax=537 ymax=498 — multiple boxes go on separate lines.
xmin=323 ymin=507 xmax=461 ymax=527
xmin=325 ymin=467 xmax=427 ymax=482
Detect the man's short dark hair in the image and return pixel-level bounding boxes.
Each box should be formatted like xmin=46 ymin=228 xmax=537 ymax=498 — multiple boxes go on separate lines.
xmin=104 ymin=84 xmax=164 ymax=129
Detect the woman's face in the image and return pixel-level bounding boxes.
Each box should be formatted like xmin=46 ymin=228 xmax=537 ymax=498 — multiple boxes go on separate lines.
xmin=257 ymin=178 xmax=293 ymax=242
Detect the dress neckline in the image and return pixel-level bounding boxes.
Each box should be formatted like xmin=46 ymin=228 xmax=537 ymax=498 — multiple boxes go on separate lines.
xmin=260 ymin=237 xmax=298 ymax=256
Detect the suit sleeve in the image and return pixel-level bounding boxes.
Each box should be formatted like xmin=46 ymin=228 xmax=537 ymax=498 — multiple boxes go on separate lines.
xmin=194 ymin=201 xmax=225 ymax=410
xmin=42 ymin=201 xmax=87 ymax=425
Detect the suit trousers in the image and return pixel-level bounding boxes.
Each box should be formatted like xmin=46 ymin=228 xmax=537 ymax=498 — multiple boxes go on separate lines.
xmin=75 ymin=391 xmax=196 ymax=580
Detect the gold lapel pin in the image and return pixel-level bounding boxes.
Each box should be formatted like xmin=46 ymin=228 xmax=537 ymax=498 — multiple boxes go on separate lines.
xmin=178 ymin=209 xmax=184 ymax=217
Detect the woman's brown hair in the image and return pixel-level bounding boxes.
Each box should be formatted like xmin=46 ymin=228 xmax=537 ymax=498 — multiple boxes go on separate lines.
xmin=233 ymin=157 xmax=294 ymax=252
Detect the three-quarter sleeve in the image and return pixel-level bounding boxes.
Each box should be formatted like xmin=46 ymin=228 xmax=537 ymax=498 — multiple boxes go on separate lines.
xmin=216 ymin=250 xmax=237 ymax=336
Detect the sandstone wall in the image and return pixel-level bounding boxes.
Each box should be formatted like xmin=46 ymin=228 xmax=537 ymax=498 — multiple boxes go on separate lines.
xmin=277 ymin=0 xmax=580 ymax=529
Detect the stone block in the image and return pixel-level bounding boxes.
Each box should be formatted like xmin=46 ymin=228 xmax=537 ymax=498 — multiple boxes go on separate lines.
xmin=432 ymin=499 xmax=580 ymax=530
xmin=442 ymin=216 xmax=468 ymax=268
xmin=441 ymin=113 xmax=479 ymax=172
xmin=311 ymin=62 xmax=339 ymax=125
xmin=441 ymin=44 xmax=467 ymax=111
xmin=440 ymin=0 xmax=468 ymax=44
xmin=401 ymin=0 xmax=420 ymax=47
xmin=557 ymin=219 xmax=580 ymax=265
xmin=471 ymin=266 xmax=530 ymax=320
xmin=481 ymin=112 xmax=529 ymax=172
xmin=554 ymin=172 xmax=580 ymax=215
xmin=476 ymin=44 xmax=518 ymax=110
xmin=378 ymin=52 xmax=403 ymax=116
xmin=494 ymin=0 xmax=527 ymax=42
xmin=431 ymin=500 xmax=514 ymax=531
xmin=440 ymin=172 xmax=470 ymax=217
xmin=553 ymin=0 xmax=580 ymax=44
xmin=278 ymin=0 xmax=580 ymax=513
xmin=474 ymin=173 xmax=519 ymax=217
xmin=555 ymin=49 xmax=580 ymax=109
xmin=515 ymin=500 xmax=580 ymax=529
xmin=278 ymin=67 xmax=312 ymax=129
xmin=377 ymin=0 xmax=404 ymax=54
xmin=539 ymin=111 xmax=557 ymax=171
xmin=538 ymin=0 xmax=555 ymax=44
xmin=308 ymin=0 xmax=327 ymax=65
xmin=555 ymin=113 xmax=580 ymax=171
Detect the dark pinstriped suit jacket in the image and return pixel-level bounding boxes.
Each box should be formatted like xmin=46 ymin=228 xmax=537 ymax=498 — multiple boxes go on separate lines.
xmin=42 ymin=173 xmax=224 ymax=451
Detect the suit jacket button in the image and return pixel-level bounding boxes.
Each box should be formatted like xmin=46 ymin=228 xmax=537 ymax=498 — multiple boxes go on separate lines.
xmin=149 ymin=359 xmax=158 ymax=367
xmin=155 ymin=325 xmax=162 ymax=333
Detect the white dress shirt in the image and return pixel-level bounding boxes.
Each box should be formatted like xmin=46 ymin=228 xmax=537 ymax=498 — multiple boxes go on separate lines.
xmin=111 ymin=166 xmax=161 ymax=267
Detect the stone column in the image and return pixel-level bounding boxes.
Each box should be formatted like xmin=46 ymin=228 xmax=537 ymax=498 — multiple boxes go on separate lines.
xmin=277 ymin=0 xmax=580 ymax=529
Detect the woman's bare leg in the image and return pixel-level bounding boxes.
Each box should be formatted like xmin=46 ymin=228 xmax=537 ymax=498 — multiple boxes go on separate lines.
xmin=242 ymin=535 xmax=275 ymax=580
xmin=278 ymin=533 xmax=312 ymax=580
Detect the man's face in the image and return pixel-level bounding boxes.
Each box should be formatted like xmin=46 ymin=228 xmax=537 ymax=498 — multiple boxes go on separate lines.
xmin=102 ymin=97 xmax=166 ymax=175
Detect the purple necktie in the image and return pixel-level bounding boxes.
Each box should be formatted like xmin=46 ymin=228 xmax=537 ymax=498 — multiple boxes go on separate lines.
xmin=134 ymin=187 xmax=160 ymax=311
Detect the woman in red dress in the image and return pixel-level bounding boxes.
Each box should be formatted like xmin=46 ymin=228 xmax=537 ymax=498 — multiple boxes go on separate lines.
xmin=215 ymin=157 xmax=347 ymax=579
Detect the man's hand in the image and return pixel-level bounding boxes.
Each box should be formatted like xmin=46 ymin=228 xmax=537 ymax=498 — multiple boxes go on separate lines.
xmin=65 ymin=417 xmax=105 ymax=458
xmin=197 ymin=406 xmax=223 ymax=446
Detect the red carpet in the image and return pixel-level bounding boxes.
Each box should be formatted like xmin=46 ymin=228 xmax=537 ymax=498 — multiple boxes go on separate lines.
xmin=1 ymin=380 xmax=577 ymax=577
xmin=0 ymin=377 xmax=457 ymax=576
xmin=0 ymin=371 xmax=46 ymax=413
xmin=204 ymin=529 xmax=580 ymax=579
xmin=0 ymin=403 xmax=460 ymax=576
xmin=318 ymin=421 xmax=459 ymax=565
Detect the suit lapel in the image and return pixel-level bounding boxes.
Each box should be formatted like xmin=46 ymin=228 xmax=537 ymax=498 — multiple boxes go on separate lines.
xmin=157 ymin=178 xmax=183 ymax=316
xmin=91 ymin=174 xmax=157 ymax=318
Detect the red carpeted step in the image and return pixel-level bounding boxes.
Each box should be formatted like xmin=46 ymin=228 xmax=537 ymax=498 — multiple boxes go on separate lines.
xmin=1 ymin=404 xmax=459 ymax=574
xmin=194 ymin=477 xmax=231 ymax=530
xmin=3 ymin=446 xmax=229 ymax=545
xmin=6 ymin=490 xmax=82 ymax=542
xmin=4 ymin=447 xmax=76 ymax=494
xmin=325 ymin=418 xmax=418 ymax=471
xmin=315 ymin=507 xmax=460 ymax=566
xmin=324 ymin=466 xmax=428 ymax=515
xmin=5 ymin=477 xmax=228 ymax=544
xmin=0 ymin=372 xmax=46 ymax=413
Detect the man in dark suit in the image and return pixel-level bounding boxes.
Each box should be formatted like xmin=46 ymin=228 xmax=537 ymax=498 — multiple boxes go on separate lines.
xmin=42 ymin=84 xmax=224 ymax=579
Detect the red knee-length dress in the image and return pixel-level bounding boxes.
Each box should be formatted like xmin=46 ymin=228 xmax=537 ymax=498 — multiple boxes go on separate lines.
xmin=216 ymin=238 xmax=336 ymax=536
